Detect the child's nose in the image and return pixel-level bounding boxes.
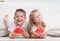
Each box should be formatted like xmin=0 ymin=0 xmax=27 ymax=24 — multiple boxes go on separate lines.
xmin=18 ymin=17 xmax=21 ymax=19
xmin=17 ymin=17 xmax=21 ymax=20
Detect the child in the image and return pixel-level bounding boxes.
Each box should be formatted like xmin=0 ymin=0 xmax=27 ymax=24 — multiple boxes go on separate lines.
xmin=4 ymin=9 xmax=30 ymax=39
xmin=27 ymin=10 xmax=48 ymax=39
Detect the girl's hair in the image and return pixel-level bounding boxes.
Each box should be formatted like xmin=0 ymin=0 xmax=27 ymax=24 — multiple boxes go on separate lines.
xmin=29 ymin=9 xmax=46 ymax=27
xmin=14 ymin=9 xmax=26 ymax=16
xmin=29 ymin=10 xmax=37 ymax=26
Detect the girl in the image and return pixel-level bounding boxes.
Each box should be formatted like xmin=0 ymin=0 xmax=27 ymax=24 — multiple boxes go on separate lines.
xmin=27 ymin=10 xmax=48 ymax=39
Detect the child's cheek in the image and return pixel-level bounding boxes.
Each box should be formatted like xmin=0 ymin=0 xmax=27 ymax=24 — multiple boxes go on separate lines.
xmin=33 ymin=18 xmax=37 ymax=21
xmin=34 ymin=19 xmax=39 ymax=23
xmin=21 ymin=18 xmax=25 ymax=21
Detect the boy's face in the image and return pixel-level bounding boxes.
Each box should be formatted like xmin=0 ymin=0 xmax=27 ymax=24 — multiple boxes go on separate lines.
xmin=14 ymin=11 xmax=26 ymax=25
xmin=32 ymin=11 xmax=42 ymax=24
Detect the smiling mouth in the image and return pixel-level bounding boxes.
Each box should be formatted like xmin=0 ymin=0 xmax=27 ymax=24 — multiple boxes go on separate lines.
xmin=17 ymin=21 xmax=21 ymax=22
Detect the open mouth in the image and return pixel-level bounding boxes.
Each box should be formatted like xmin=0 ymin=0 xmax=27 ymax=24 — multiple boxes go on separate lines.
xmin=17 ymin=20 xmax=21 ymax=22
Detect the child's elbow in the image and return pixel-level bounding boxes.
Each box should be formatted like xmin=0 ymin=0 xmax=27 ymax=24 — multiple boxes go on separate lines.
xmin=40 ymin=32 xmax=47 ymax=39
xmin=40 ymin=35 xmax=47 ymax=39
xmin=9 ymin=34 xmax=15 ymax=39
xmin=9 ymin=32 xmax=16 ymax=39
xmin=24 ymin=34 xmax=30 ymax=38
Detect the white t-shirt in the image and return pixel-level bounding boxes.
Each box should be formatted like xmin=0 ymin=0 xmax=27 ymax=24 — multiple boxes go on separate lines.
xmin=8 ymin=21 xmax=28 ymax=38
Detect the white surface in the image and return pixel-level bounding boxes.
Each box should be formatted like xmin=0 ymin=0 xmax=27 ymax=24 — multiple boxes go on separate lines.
xmin=0 ymin=37 xmax=60 ymax=41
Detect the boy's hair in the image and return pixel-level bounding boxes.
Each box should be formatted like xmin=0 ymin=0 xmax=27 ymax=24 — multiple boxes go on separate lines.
xmin=15 ymin=9 xmax=26 ymax=16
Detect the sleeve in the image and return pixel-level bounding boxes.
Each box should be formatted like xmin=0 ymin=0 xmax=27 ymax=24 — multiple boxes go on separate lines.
xmin=22 ymin=21 xmax=28 ymax=31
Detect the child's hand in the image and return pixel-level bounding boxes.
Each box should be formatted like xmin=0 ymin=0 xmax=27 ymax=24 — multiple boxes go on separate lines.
xmin=39 ymin=32 xmax=47 ymax=39
xmin=13 ymin=26 xmax=25 ymax=34
xmin=31 ymin=32 xmax=39 ymax=38
xmin=9 ymin=32 xmax=17 ymax=39
xmin=22 ymin=31 xmax=30 ymax=38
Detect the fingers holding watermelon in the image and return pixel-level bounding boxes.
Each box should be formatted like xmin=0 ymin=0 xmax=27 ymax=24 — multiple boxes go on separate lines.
xmin=9 ymin=32 xmax=17 ymax=39
xmin=13 ymin=26 xmax=25 ymax=35
xmin=9 ymin=26 xmax=30 ymax=38
xmin=39 ymin=32 xmax=47 ymax=39
xmin=35 ymin=27 xmax=44 ymax=35
xmin=34 ymin=27 xmax=47 ymax=38
xmin=14 ymin=26 xmax=30 ymax=38
xmin=22 ymin=31 xmax=30 ymax=38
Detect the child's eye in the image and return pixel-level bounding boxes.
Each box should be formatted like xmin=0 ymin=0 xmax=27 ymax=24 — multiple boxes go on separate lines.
xmin=39 ymin=14 xmax=40 ymax=16
xmin=20 ymin=16 xmax=23 ymax=17
xmin=16 ymin=16 xmax=19 ymax=18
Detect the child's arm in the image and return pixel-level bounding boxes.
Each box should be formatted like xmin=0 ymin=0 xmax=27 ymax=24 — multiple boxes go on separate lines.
xmin=39 ymin=32 xmax=47 ymax=39
xmin=40 ymin=23 xmax=49 ymax=39
xmin=22 ymin=31 xmax=30 ymax=38
xmin=3 ymin=14 xmax=10 ymax=28
xmin=9 ymin=32 xmax=17 ymax=39
xmin=39 ymin=22 xmax=48 ymax=38
xmin=30 ymin=31 xmax=39 ymax=38
xmin=13 ymin=26 xmax=30 ymax=38
xmin=27 ymin=24 xmax=39 ymax=38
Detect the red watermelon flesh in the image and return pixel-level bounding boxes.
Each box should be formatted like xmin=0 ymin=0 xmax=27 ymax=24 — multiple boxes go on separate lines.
xmin=35 ymin=27 xmax=44 ymax=34
xmin=13 ymin=26 xmax=25 ymax=34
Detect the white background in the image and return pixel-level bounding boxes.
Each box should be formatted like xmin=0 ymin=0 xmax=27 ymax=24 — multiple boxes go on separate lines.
xmin=0 ymin=0 xmax=60 ymax=29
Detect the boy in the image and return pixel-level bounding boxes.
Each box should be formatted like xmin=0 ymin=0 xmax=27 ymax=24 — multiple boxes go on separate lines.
xmin=4 ymin=9 xmax=30 ymax=39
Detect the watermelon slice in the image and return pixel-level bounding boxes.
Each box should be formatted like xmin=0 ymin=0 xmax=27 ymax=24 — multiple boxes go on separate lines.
xmin=35 ymin=27 xmax=44 ymax=34
xmin=13 ymin=26 xmax=25 ymax=34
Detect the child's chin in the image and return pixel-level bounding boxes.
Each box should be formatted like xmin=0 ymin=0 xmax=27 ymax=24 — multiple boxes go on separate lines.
xmin=17 ymin=22 xmax=23 ymax=25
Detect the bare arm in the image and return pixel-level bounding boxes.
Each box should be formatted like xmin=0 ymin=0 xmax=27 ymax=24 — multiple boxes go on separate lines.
xmin=27 ymin=24 xmax=39 ymax=38
xmin=39 ymin=32 xmax=47 ymax=39
xmin=9 ymin=32 xmax=17 ymax=39
xmin=22 ymin=31 xmax=30 ymax=38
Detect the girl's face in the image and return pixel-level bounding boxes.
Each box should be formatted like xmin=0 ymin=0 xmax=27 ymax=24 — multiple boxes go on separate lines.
xmin=14 ymin=11 xmax=26 ymax=25
xmin=32 ymin=11 xmax=42 ymax=24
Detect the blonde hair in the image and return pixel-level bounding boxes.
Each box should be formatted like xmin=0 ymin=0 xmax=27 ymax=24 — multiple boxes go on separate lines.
xmin=29 ymin=10 xmax=46 ymax=27
xmin=29 ymin=10 xmax=38 ymax=26
xmin=27 ymin=10 xmax=46 ymax=36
